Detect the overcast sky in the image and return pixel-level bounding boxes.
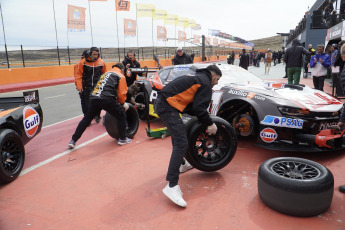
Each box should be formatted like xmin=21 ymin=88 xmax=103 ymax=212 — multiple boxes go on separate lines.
xmin=0 ymin=0 xmax=318 ymax=49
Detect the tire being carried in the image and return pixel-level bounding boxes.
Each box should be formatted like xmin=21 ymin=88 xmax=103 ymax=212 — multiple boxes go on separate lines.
xmin=258 ymin=157 xmax=334 ymax=217
xmin=0 ymin=129 xmax=25 ymax=184
xmin=185 ymin=116 xmax=237 ymax=172
xmin=104 ymin=104 xmax=139 ymax=139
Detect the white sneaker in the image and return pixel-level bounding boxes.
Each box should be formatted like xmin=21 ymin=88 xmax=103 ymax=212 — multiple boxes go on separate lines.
xmin=179 ymin=159 xmax=193 ymax=173
xmin=162 ymin=184 xmax=187 ymax=207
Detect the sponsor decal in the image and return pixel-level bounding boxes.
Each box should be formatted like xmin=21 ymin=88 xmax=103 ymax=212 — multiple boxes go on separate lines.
xmin=260 ymin=128 xmax=277 ymax=143
xmin=319 ymin=121 xmax=338 ymax=131
xmin=260 ymin=115 xmax=304 ymax=129
xmin=23 ymin=90 xmax=39 ymax=104
xmin=247 ymin=92 xmax=256 ymax=99
xmin=229 ymin=89 xmax=247 ymax=97
xmin=229 ymin=89 xmax=265 ymax=101
xmin=23 ymin=106 xmax=40 ymax=138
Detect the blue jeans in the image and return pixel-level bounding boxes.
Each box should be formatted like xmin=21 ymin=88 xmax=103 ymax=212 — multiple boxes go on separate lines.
xmin=154 ymin=97 xmax=188 ymax=184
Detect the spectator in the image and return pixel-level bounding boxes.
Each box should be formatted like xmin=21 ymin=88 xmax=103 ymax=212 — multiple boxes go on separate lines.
xmin=227 ymin=53 xmax=231 ymax=64
xmin=341 ymin=0 xmax=345 ymax=20
xmin=304 ymin=44 xmax=316 ymax=78
xmin=255 ymin=51 xmax=261 ymax=67
xmin=239 ymin=49 xmax=250 ymax=70
xmin=74 ymin=47 xmax=106 ymax=123
xmin=68 ymin=63 xmax=131 ymax=149
xmin=230 ymin=51 xmax=235 ymax=65
xmin=264 ymin=49 xmax=273 ymax=74
xmin=154 ymin=65 xmax=222 ymax=207
xmin=284 ymin=39 xmax=310 ymax=84
xmin=122 ymin=50 xmax=143 ymax=87
xmin=310 ymin=45 xmax=331 ymax=91
xmin=172 ymin=47 xmax=193 ymax=65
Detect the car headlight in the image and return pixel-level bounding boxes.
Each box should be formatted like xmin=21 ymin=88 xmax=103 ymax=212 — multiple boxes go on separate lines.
xmin=278 ymin=106 xmax=310 ymax=116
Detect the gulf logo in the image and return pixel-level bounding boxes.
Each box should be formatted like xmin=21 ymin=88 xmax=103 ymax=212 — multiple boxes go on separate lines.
xmin=23 ymin=106 xmax=40 ymax=138
xmin=260 ymin=128 xmax=277 ymax=143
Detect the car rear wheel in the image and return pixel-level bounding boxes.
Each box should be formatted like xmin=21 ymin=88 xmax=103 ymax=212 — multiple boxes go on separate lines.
xmin=0 ymin=129 xmax=25 ymax=184
xmin=185 ymin=116 xmax=237 ymax=172
xmin=258 ymin=157 xmax=334 ymax=217
xmin=104 ymin=104 xmax=139 ymax=139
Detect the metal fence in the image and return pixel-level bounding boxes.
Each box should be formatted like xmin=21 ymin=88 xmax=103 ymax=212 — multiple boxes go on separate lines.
xmin=0 ymin=44 xmax=234 ymax=69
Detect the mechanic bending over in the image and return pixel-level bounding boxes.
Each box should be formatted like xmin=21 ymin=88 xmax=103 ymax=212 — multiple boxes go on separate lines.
xmin=126 ymin=84 xmax=145 ymax=109
xmin=74 ymin=47 xmax=107 ymax=123
xmin=154 ymin=64 xmax=222 ymax=207
xmin=68 ymin=63 xmax=132 ymax=149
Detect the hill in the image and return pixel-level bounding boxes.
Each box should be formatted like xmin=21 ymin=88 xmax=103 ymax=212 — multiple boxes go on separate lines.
xmin=249 ymin=35 xmax=283 ymax=52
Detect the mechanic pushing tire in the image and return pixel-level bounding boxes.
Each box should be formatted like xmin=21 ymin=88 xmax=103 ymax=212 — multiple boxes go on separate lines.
xmin=258 ymin=157 xmax=334 ymax=217
xmin=104 ymin=104 xmax=139 ymax=139
xmin=184 ymin=116 xmax=237 ymax=172
xmin=0 ymin=129 xmax=25 ymax=184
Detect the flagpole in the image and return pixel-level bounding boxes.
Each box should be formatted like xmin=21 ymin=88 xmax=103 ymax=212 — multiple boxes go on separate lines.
xmin=175 ymin=23 xmax=176 ymax=47
xmin=115 ymin=5 xmax=120 ymax=61
xmin=0 ymin=2 xmax=9 ymax=68
xmin=52 ymin=0 xmax=60 ymax=65
xmin=88 ymin=1 xmax=94 ymax=46
xmin=136 ymin=3 xmax=139 ymax=50
xmin=152 ymin=13 xmax=154 ymax=58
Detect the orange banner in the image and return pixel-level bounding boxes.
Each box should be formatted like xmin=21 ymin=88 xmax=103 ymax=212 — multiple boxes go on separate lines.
xmin=213 ymin=38 xmax=218 ymax=46
xmin=124 ymin=19 xmax=136 ymax=37
xmin=157 ymin=26 xmax=167 ymax=40
xmin=116 ymin=0 xmax=130 ymax=11
xmin=178 ymin=30 xmax=186 ymax=42
xmin=67 ymin=5 xmax=86 ymax=32
xmin=193 ymin=35 xmax=200 ymax=44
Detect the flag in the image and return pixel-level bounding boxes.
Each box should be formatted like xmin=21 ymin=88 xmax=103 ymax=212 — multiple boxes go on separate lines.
xmin=115 ymin=0 xmax=130 ymax=11
xmin=154 ymin=9 xmax=167 ymax=20
xmin=124 ymin=19 xmax=136 ymax=37
xmin=189 ymin=19 xmax=196 ymax=28
xmin=192 ymin=24 xmax=201 ymax=30
xmin=165 ymin=14 xmax=178 ymax=25
xmin=178 ymin=30 xmax=186 ymax=42
xmin=193 ymin=34 xmax=200 ymax=44
xmin=157 ymin=26 xmax=167 ymax=40
xmin=213 ymin=38 xmax=218 ymax=46
xmin=208 ymin=29 xmax=220 ymax=36
xmin=68 ymin=5 xmax=86 ymax=32
xmin=178 ymin=17 xmax=189 ymax=28
xmin=136 ymin=3 xmax=155 ymax=17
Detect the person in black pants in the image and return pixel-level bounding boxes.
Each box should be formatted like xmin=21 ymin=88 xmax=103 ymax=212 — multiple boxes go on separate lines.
xmin=68 ymin=63 xmax=131 ymax=149
xmin=154 ymin=65 xmax=222 ymax=207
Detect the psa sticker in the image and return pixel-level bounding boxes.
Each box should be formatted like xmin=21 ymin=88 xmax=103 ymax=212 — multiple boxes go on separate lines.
xmin=260 ymin=128 xmax=277 ymax=143
xmin=23 ymin=106 xmax=40 ymax=138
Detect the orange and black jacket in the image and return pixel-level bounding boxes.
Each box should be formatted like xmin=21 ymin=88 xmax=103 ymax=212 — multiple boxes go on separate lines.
xmin=122 ymin=57 xmax=141 ymax=86
xmin=158 ymin=68 xmax=213 ymax=126
xmin=90 ymin=67 xmax=127 ymax=104
xmin=75 ymin=57 xmax=106 ymax=91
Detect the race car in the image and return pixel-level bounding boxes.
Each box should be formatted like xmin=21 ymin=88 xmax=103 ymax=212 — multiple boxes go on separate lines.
xmin=134 ymin=63 xmax=344 ymax=152
xmin=0 ymin=90 xmax=43 ymax=183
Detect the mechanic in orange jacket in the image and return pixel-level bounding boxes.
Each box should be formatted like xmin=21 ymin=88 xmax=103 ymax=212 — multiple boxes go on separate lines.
xmin=154 ymin=64 xmax=222 ymax=207
xmin=68 ymin=63 xmax=131 ymax=149
xmin=74 ymin=47 xmax=107 ymax=123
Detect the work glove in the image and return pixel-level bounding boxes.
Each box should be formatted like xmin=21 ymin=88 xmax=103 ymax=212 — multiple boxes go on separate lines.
xmin=123 ymin=102 xmax=129 ymax=112
xmin=207 ymin=123 xmax=217 ymax=135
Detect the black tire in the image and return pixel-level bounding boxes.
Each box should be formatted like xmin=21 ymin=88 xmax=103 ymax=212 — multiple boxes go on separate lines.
xmin=0 ymin=129 xmax=25 ymax=184
xmin=135 ymin=92 xmax=155 ymax=121
xmin=184 ymin=116 xmax=198 ymax=134
xmin=104 ymin=104 xmax=139 ymax=139
xmin=185 ymin=116 xmax=237 ymax=172
xmin=258 ymin=157 xmax=334 ymax=217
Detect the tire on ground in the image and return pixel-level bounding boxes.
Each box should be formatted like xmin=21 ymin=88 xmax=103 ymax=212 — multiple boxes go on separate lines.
xmin=258 ymin=157 xmax=334 ymax=217
xmin=104 ymin=104 xmax=139 ymax=139
xmin=185 ymin=116 xmax=237 ymax=172
xmin=0 ymin=129 xmax=25 ymax=184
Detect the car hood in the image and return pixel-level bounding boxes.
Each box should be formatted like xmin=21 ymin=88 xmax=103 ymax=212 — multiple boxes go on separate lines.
xmin=215 ymin=81 xmax=343 ymax=112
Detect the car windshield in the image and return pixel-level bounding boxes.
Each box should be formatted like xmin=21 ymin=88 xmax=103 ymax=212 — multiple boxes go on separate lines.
xmin=218 ymin=65 xmax=263 ymax=85
xmin=158 ymin=66 xmax=196 ymax=85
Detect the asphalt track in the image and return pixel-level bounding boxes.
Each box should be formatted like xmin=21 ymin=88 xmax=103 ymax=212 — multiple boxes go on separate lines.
xmin=0 ymin=61 xmax=345 ymax=229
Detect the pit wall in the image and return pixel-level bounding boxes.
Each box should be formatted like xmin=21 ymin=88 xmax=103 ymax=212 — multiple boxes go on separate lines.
xmin=0 ymin=56 xmax=227 ymax=85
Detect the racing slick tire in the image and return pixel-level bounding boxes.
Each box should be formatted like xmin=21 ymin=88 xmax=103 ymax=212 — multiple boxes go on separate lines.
xmin=258 ymin=157 xmax=334 ymax=217
xmin=104 ymin=104 xmax=139 ymax=139
xmin=0 ymin=129 xmax=25 ymax=184
xmin=185 ymin=116 xmax=237 ymax=172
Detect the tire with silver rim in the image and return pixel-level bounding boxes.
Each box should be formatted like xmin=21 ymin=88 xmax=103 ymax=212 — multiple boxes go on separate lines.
xmin=258 ymin=157 xmax=334 ymax=217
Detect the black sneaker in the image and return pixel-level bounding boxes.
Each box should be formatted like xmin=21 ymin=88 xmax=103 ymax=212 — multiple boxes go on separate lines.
xmin=283 ymin=76 xmax=288 ymax=78
xmin=339 ymin=185 xmax=345 ymax=193
xmin=68 ymin=139 xmax=76 ymax=149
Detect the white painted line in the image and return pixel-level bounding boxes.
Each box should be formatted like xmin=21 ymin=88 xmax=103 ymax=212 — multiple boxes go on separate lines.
xmin=44 ymin=94 xmax=66 ymax=99
xmin=20 ymin=132 xmax=108 ymax=176
xmin=43 ymin=114 xmax=83 ymax=129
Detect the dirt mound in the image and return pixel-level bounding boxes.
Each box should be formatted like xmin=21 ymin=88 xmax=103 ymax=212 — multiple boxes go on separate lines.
xmin=249 ymin=35 xmax=283 ymax=52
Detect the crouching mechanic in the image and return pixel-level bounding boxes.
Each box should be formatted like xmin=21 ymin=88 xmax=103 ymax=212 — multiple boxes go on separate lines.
xmin=154 ymin=64 xmax=222 ymax=207
xmin=68 ymin=63 xmax=132 ymax=149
